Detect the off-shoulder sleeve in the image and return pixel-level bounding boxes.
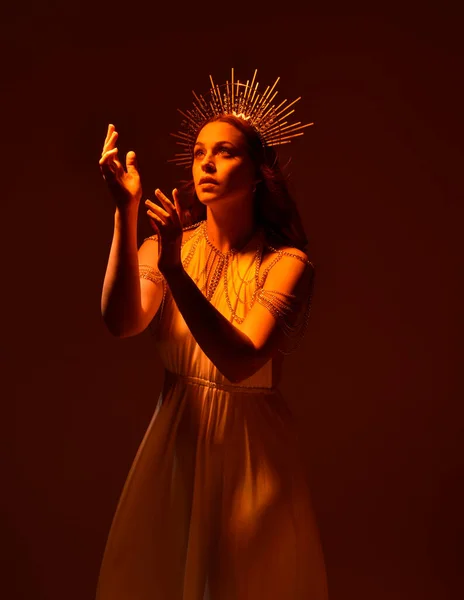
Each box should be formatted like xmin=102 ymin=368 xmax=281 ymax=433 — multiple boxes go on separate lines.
xmin=138 ymin=233 xmax=167 ymax=328
xmin=139 ymin=234 xmax=165 ymax=285
xmin=254 ymin=251 xmax=315 ymax=355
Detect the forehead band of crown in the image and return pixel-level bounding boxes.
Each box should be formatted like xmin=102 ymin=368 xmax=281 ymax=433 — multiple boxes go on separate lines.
xmin=168 ymin=68 xmax=313 ymax=168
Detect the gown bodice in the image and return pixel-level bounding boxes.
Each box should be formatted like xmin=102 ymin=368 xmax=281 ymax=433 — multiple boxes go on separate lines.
xmin=148 ymin=219 xmax=311 ymax=391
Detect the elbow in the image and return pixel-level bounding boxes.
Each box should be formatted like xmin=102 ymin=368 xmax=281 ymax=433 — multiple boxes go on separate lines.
xmin=101 ymin=296 xmax=144 ymax=338
xmin=216 ymin=362 xmax=251 ymax=385
xmin=227 ymin=374 xmax=250 ymax=384
xmin=102 ymin=321 xmax=132 ymax=338
xmin=225 ymin=369 xmax=258 ymax=385
xmin=101 ymin=312 xmax=142 ymax=338
xmin=223 ymin=372 xmax=242 ymax=384
xmin=223 ymin=353 xmax=269 ymax=384
xmin=108 ymin=327 xmax=139 ymax=339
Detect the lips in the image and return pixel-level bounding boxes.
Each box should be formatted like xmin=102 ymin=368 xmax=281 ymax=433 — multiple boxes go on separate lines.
xmin=199 ymin=177 xmax=218 ymax=185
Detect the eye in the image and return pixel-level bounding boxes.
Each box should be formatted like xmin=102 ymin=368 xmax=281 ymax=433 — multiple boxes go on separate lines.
xmin=193 ymin=148 xmax=205 ymax=158
xmin=217 ymin=146 xmax=232 ymax=156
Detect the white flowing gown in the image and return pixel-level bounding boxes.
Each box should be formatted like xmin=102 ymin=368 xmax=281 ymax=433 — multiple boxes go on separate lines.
xmin=96 ymin=221 xmax=329 ymax=600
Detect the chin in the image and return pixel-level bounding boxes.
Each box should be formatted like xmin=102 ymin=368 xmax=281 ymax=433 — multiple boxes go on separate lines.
xmin=197 ymin=190 xmax=220 ymax=202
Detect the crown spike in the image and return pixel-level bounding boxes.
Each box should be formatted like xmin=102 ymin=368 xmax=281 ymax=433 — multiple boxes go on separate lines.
xmin=275 ymin=108 xmax=298 ymax=123
xmin=267 ymin=139 xmax=292 ymax=146
xmin=248 ymin=83 xmax=261 ymax=117
xmin=170 ymin=69 xmax=312 ymax=167
xmin=246 ymin=69 xmax=258 ymax=108
xmin=266 ymin=131 xmax=306 ymax=143
xmin=255 ymin=84 xmax=270 ymax=113
xmin=259 ymin=91 xmax=281 ymax=122
xmin=216 ymin=84 xmax=225 ymax=112
xmin=273 ymin=96 xmax=302 ymax=119
xmin=225 ymin=80 xmax=230 ymax=111
xmin=167 ymin=157 xmax=193 ymax=164
xmin=262 ymin=120 xmax=290 ymax=137
xmin=281 ymin=122 xmax=314 ymax=133
xmin=177 ymin=108 xmax=200 ymax=127
xmin=257 ymin=77 xmax=280 ymax=115
xmin=264 ymin=122 xmax=312 ymax=140
xmin=170 ymin=131 xmax=195 ymax=142
xmin=242 ymin=79 xmax=250 ymax=110
xmin=231 ymin=68 xmax=235 ymax=112
xmin=209 ymin=75 xmax=218 ymax=100
xmin=209 ymin=80 xmax=220 ymax=113
xmin=191 ymin=96 xmax=209 ymax=120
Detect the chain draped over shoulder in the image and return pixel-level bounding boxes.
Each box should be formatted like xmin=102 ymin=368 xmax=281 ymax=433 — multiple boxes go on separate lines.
xmin=255 ymin=245 xmax=315 ymax=355
xmin=140 ymin=220 xmax=315 ymax=355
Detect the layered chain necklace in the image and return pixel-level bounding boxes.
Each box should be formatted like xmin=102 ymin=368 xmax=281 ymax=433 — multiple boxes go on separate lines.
xmin=179 ymin=220 xmax=280 ymax=324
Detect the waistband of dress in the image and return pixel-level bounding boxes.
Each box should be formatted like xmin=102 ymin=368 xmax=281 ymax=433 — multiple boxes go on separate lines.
xmin=164 ymin=369 xmax=277 ymax=395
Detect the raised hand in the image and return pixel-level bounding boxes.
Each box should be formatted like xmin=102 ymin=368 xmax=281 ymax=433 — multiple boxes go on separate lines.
xmin=99 ymin=124 xmax=142 ymax=207
xmin=145 ymin=188 xmax=184 ymax=274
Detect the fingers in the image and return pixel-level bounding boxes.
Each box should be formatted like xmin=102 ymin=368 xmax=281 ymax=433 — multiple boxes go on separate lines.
xmin=102 ymin=131 xmax=118 ymax=155
xmin=126 ymin=150 xmax=138 ymax=173
xmin=145 ymin=198 xmax=170 ymax=219
xmin=99 ymin=147 xmax=124 ymax=183
xmin=154 ymin=188 xmax=176 ymax=213
xmin=147 ymin=209 xmax=165 ymax=225
xmin=103 ymin=123 xmax=114 ymax=147
xmin=172 ymin=188 xmax=181 ymax=216
xmin=145 ymin=189 xmax=183 ymax=237
xmin=147 ymin=211 xmax=161 ymax=234
xmin=99 ymin=147 xmax=118 ymax=166
xmin=99 ymin=148 xmax=123 ymax=175
xmin=102 ymin=124 xmax=118 ymax=155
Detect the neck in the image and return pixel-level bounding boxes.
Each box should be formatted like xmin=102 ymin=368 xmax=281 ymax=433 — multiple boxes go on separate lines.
xmin=205 ymin=200 xmax=256 ymax=253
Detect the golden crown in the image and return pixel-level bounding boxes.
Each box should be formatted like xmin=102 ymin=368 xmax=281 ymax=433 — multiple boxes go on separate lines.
xmin=169 ymin=68 xmax=313 ymax=168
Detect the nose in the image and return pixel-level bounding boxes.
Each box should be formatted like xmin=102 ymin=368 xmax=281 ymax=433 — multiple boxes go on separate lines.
xmin=200 ymin=152 xmax=216 ymax=173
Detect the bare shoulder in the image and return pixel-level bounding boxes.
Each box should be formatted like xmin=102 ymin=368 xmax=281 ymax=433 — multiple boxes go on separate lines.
xmin=261 ymin=239 xmax=313 ymax=270
xmin=258 ymin=238 xmax=314 ymax=293
xmin=137 ymin=233 xmax=159 ymax=273
xmin=277 ymin=246 xmax=311 ymax=263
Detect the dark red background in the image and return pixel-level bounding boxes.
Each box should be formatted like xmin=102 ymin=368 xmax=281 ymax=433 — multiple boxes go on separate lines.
xmin=3 ymin=3 xmax=463 ymax=599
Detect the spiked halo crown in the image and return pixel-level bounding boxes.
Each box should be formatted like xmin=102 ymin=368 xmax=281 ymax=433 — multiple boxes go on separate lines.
xmin=169 ymin=68 xmax=313 ymax=168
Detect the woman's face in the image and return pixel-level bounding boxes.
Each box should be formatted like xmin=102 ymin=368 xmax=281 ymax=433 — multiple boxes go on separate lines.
xmin=192 ymin=121 xmax=257 ymax=205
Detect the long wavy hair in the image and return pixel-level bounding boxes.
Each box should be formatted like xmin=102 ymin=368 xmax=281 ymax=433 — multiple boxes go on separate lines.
xmin=178 ymin=114 xmax=310 ymax=253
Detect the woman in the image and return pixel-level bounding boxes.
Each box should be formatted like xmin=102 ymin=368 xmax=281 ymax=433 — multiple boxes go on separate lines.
xmin=96 ymin=72 xmax=328 ymax=600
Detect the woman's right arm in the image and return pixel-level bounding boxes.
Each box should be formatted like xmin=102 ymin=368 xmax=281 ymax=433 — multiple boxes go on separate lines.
xmin=99 ymin=124 xmax=163 ymax=337
xmin=101 ymin=208 xmax=164 ymax=337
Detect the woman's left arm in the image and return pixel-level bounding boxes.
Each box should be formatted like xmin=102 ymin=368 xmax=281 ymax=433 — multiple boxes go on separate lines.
xmin=163 ymin=254 xmax=312 ymax=383
xmin=145 ymin=188 xmax=313 ymax=383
